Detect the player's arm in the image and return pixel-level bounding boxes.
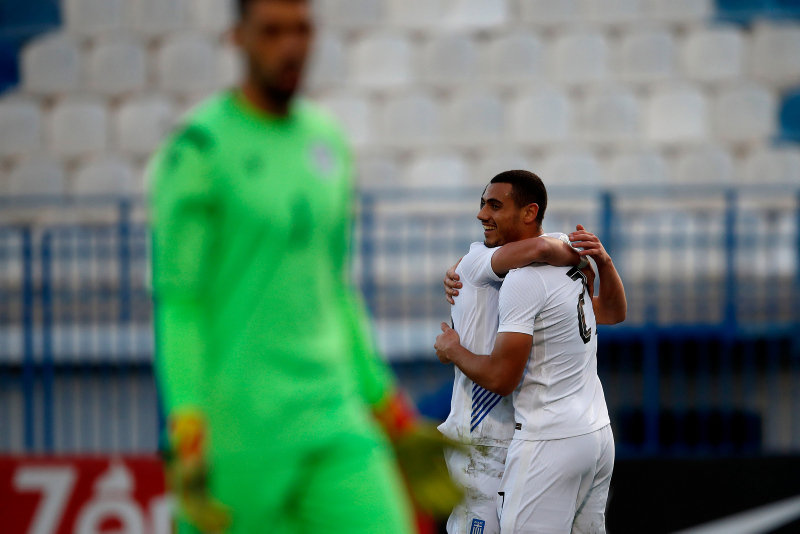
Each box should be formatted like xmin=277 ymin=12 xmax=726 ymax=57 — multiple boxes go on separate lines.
xmin=569 ymin=224 xmax=627 ymax=325
xmin=491 ymin=235 xmax=580 ymax=277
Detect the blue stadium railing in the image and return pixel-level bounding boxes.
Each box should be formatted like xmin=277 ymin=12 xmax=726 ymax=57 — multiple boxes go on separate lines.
xmin=0 ymin=185 xmax=798 ymax=458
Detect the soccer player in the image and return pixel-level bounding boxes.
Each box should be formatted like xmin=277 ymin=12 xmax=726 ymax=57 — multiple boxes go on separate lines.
xmin=435 ymin=171 xmax=626 ymax=534
xmin=149 ymin=1 xmax=455 ymax=532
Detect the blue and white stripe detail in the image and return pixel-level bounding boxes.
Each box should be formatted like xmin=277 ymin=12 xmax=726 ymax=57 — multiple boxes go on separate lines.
xmin=471 ymin=383 xmax=502 ymax=432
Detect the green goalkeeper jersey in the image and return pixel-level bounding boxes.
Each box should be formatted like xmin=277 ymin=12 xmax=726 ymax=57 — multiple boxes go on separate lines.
xmin=149 ymin=91 xmax=393 ymax=453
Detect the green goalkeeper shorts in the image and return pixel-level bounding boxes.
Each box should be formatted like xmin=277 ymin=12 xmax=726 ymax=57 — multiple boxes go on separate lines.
xmin=177 ymin=427 xmax=415 ymax=534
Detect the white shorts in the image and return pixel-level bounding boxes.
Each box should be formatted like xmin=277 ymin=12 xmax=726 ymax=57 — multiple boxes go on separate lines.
xmin=497 ymin=425 xmax=614 ymax=534
xmin=445 ymin=444 xmax=509 ymax=534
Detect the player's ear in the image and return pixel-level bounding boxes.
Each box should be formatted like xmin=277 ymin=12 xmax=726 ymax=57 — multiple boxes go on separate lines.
xmin=524 ymin=203 xmax=539 ymax=224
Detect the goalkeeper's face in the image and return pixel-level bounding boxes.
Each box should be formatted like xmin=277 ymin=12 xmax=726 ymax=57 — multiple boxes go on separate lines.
xmin=477 ymin=183 xmax=526 ymax=248
xmin=235 ymin=0 xmax=314 ymax=105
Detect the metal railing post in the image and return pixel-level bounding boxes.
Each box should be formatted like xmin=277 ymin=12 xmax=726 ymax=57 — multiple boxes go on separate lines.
xmin=21 ymin=226 xmax=35 ymax=452
xmin=359 ymin=192 xmax=377 ymax=314
xmin=723 ymin=189 xmax=738 ymax=330
xmin=41 ymin=231 xmax=54 ymax=452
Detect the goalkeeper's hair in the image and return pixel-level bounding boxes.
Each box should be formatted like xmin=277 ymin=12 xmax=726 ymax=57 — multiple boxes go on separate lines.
xmin=490 ymin=170 xmax=547 ymax=224
xmin=237 ymin=0 xmax=308 ymax=19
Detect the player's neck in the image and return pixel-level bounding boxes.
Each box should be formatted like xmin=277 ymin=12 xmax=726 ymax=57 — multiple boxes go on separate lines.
xmin=519 ymin=225 xmax=544 ymax=241
xmin=240 ymin=80 xmax=291 ymax=118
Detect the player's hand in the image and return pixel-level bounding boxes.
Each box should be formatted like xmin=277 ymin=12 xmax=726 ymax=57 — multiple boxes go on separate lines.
xmin=164 ymin=409 xmax=232 ymax=534
xmin=569 ymin=225 xmax=611 ymax=268
xmin=434 ymin=323 xmax=460 ymax=363
xmin=444 ymin=258 xmax=463 ymax=305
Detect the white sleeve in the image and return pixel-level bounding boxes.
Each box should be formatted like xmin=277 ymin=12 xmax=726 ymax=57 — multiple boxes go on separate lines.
xmin=497 ymin=268 xmax=547 ymax=336
xmin=459 ymin=245 xmax=503 ymax=287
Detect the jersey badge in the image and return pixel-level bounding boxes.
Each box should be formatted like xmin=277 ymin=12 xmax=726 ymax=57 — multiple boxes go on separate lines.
xmin=470 ymin=518 xmax=485 ymax=534
xmin=309 ymin=141 xmax=338 ymax=180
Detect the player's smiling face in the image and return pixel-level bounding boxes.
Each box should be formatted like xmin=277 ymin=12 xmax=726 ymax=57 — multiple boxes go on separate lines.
xmin=477 ymin=183 xmax=524 ymax=248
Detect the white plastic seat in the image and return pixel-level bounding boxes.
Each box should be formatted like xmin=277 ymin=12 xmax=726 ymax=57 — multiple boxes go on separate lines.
xmin=682 ymin=26 xmax=744 ymax=84
xmin=0 ymin=97 xmax=41 ymax=158
xmin=580 ymin=87 xmax=641 ymax=143
xmin=519 ymin=0 xmax=579 ymax=28
xmin=712 ymin=85 xmax=776 ymax=144
xmin=358 ymin=154 xmax=401 ymax=187
xmin=421 ymin=35 xmax=478 ymax=87
xmin=318 ymin=95 xmax=373 ymax=149
xmin=351 ymin=34 xmax=412 ymax=89
xmin=115 ymin=96 xmax=175 ymax=157
xmin=49 ymin=98 xmax=108 ymax=158
xmin=673 ymin=146 xmax=733 ymax=184
xmin=64 ymin=0 xmax=124 ymax=37
xmin=22 ymin=33 xmax=81 ymax=95
xmin=645 ymin=85 xmax=708 ymax=144
xmin=748 ymin=21 xmax=800 ymax=89
xmin=444 ymin=93 xmax=505 ymax=146
xmin=217 ymin=45 xmax=243 ymax=89
xmin=73 ymin=156 xmax=134 ymax=195
xmin=305 ymin=33 xmax=346 ymax=90
xmin=606 ymin=149 xmax=668 ymax=184
xmin=86 ymin=39 xmax=147 ymax=96
xmin=125 ymin=0 xmax=187 ymax=37
xmin=616 ymin=29 xmax=675 ymax=84
xmin=157 ymin=34 xmax=218 ymax=94
xmin=446 ymin=0 xmax=508 ymax=30
xmin=510 ymin=87 xmax=572 ymax=145
xmin=640 ymin=0 xmax=711 ymax=24
xmin=405 ymin=154 xmax=468 ymax=187
xmin=740 ymin=147 xmax=800 ymax=184
xmin=386 ymin=0 xmax=446 ymax=29
xmin=579 ymin=0 xmax=641 ymax=26
xmin=317 ymin=0 xmax=382 ymax=29
xmin=550 ymin=31 xmax=608 ymax=86
xmin=9 ymin=156 xmax=66 ymax=195
xmin=187 ymin=0 xmax=235 ymax=35
xmin=474 ymin=152 xmax=533 ymax=185
xmin=482 ymin=32 xmax=544 ymax=86
xmin=380 ymin=94 xmax=440 ymax=147
xmin=541 ymin=149 xmax=603 ymax=185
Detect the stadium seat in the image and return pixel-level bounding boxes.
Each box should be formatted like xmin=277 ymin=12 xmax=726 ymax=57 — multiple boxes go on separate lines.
xmin=580 ymin=87 xmax=642 ymax=143
xmin=446 ymin=0 xmax=508 ymax=30
xmin=740 ymin=146 xmax=800 ymax=183
xmin=420 ymin=34 xmax=478 ymax=87
xmin=510 ymin=87 xmax=572 ymax=145
xmin=673 ymin=146 xmax=734 ymax=183
xmin=217 ymin=45 xmax=244 ymax=89
xmin=21 ymin=33 xmax=81 ymax=95
xmin=86 ymin=39 xmax=147 ymax=96
xmin=49 ymin=98 xmax=108 ymax=158
xmin=8 ymin=156 xmax=65 ymax=195
xmin=551 ymin=31 xmax=608 ymax=86
xmin=386 ymin=0 xmax=446 ymax=29
xmin=579 ymin=0 xmax=641 ymax=26
xmin=187 ymin=0 xmax=235 ymax=35
xmin=778 ymin=89 xmax=800 ymax=142
xmin=114 ymin=96 xmax=175 ymax=157
xmin=482 ymin=32 xmax=545 ymax=86
xmin=606 ymin=149 xmax=669 ymax=184
xmin=0 ymin=97 xmax=41 ymax=158
xmin=748 ymin=21 xmax=800 ymax=89
xmin=541 ymin=149 xmax=604 ymax=185
xmin=73 ymin=156 xmax=134 ymax=195
xmin=711 ymin=85 xmax=776 ymax=144
xmin=318 ymin=94 xmax=373 ymax=148
xmin=444 ymin=92 xmax=505 ymax=146
xmin=124 ymin=0 xmax=188 ymax=37
xmin=406 ymin=153 xmax=469 ymax=187
xmin=379 ymin=93 xmax=441 ymax=147
xmin=351 ymin=34 xmax=412 ymax=89
xmin=645 ymin=85 xmax=708 ymax=144
xmin=357 ymin=153 xmax=401 ymax=187
xmin=473 ymin=151 xmax=533 ymax=185
xmin=64 ymin=0 xmax=124 ymax=37
xmin=681 ymin=26 xmax=744 ymax=84
xmin=305 ymin=33 xmax=346 ymax=90
xmin=615 ymin=29 xmax=675 ymax=84
xmin=316 ymin=0 xmax=382 ymax=29
xmin=519 ymin=0 xmax=579 ymax=28
xmin=157 ymin=34 xmax=218 ymax=94
xmin=640 ymin=0 xmax=712 ymax=24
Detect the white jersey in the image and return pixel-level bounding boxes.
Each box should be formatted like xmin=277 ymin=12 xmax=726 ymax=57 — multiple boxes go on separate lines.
xmin=498 ymin=264 xmax=610 ymax=442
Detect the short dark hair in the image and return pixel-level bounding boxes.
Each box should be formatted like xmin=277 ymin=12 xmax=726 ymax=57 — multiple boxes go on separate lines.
xmin=237 ymin=0 xmax=307 ymax=18
xmin=490 ymin=170 xmax=547 ymax=224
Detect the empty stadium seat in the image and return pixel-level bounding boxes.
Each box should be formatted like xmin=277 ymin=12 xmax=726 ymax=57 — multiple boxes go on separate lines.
xmin=446 ymin=0 xmax=508 ymax=30
xmin=351 ymin=34 xmax=412 ymax=89
xmin=380 ymin=93 xmax=440 ymax=147
xmin=541 ymin=149 xmax=604 ymax=185
xmin=64 ymin=0 xmax=124 ymax=37
xmin=406 ymin=153 xmax=468 ymax=187
xmin=125 ymin=0 xmax=188 ymax=37
xmin=740 ymin=146 xmax=800 ymax=183
xmin=748 ymin=21 xmax=800 ymax=89
xmin=444 ymin=92 xmax=505 ymax=146
xmin=316 ymin=0 xmax=383 ymax=29
xmin=606 ymin=149 xmax=669 ymax=184
xmin=357 ymin=154 xmax=401 ymax=187
xmin=681 ymin=26 xmax=744 ymax=84
xmin=673 ymin=146 xmax=734 ymax=183
xmin=616 ymin=29 xmax=675 ymax=84
xmin=9 ymin=156 xmax=65 ymax=195
xmin=474 ymin=152 xmax=533 ymax=185
xmin=157 ymin=34 xmax=218 ymax=94
xmin=519 ymin=0 xmax=579 ymax=28
xmin=778 ymin=89 xmax=800 ymax=142
xmin=640 ymin=0 xmax=712 ymax=24
xmin=305 ymin=33 xmax=346 ymax=90
xmin=0 ymin=97 xmax=41 ymax=158
xmin=551 ymin=31 xmax=608 ymax=86
xmin=712 ymin=85 xmax=776 ymax=144
xmin=86 ymin=39 xmax=147 ymax=96
xmin=510 ymin=87 xmax=572 ymax=145
xmin=318 ymin=95 xmax=373 ymax=148
xmin=217 ymin=45 xmax=243 ymax=89
xmin=580 ymin=87 xmax=642 ymax=143
xmin=645 ymin=85 xmax=708 ymax=144
xmin=386 ymin=0 xmax=446 ymax=28
xmin=22 ymin=33 xmax=81 ymax=95
xmin=187 ymin=0 xmax=235 ymax=35
xmin=421 ymin=35 xmax=478 ymax=87
xmin=49 ymin=98 xmax=108 ymax=159
xmin=73 ymin=156 xmax=134 ymax=195
xmin=482 ymin=32 xmax=545 ymax=86
xmin=580 ymin=0 xmax=641 ymax=26
xmin=114 ymin=96 xmax=175 ymax=157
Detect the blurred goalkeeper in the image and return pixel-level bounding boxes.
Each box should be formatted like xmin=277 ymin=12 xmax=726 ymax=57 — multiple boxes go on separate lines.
xmin=148 ymin=0 xmax=459 ymax=533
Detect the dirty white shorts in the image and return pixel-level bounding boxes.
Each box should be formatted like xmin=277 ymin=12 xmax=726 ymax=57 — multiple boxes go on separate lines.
xmin=445 ymin=444 xmax=509 ymax=534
